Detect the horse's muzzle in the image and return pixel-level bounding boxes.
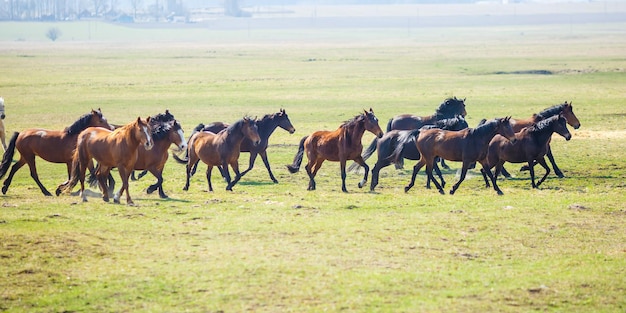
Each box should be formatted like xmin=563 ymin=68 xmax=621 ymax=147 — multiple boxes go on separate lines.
xmin=564 ymin=134 xmax=572 ymax=141
xmin=289 ymin=128 xmax=296 ymax=134
xmin=144 ymin=142 xmax=154 ymax=151
xmin=0 ymin=114 xmax=5 ymax=119
xmin=253 ymin=140 xmax=261 ymax=146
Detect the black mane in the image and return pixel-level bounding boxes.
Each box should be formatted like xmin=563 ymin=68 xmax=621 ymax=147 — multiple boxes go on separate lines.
xmin=65 ymin=111 xmax=101 ymax=135
xmin=470 ymin=118 xmax=499 ymax=137
xmin=536 ymin=103 xmax=566 ymax=120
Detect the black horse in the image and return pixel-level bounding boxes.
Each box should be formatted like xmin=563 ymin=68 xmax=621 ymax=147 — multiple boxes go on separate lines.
xmin=174 ymin=109 xmax=296 ymax=183
xmin=369 ymin=115 xmax=469 ymax=192
xmin=349 ymin=97 xmax=467 ymax=172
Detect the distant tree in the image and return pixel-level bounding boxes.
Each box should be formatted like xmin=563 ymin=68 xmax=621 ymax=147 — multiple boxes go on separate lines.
xmin=224 ymin=0 xmax=249 ymax=17
xmin=129 ymin=0 xmax=142 ymax=18
xmin=46 ymin=27 xmax=62 ymax=41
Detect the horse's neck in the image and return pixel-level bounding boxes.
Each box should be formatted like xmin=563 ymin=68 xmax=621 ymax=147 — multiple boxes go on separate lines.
xmin=530 ymin=123 xmax=554 ymax=145
xmin=471 ymin=124 xmax=499 ymax=146
xmin=222 ymin=128 xmax=246 ymax=146
xmin=257 ymin=118 xmax=277 ymax=138
xmin=345 ymin=122 xmax=366 ymax=144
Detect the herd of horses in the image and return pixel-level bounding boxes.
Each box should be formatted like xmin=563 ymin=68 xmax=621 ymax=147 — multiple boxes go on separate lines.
xmin=0 ymin=97 xmax=580 ymax=205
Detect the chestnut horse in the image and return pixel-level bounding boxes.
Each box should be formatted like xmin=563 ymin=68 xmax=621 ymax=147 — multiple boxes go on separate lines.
xmin=405 ymin=117 xmax=514 ymax=195
xmin=179 ymin=109 xmax=296 ymax=183
xmin=287 ymin=109 xmax=384 ymax=192
xmin=90 ymin=113 xmax=186 ymax=198
xmin=351 ymin=97 xmax=467 ymax=172
xmin=56 ymin=117 xmax=154 ymax=205
xmin=0 ymin=109 xmax=113 ymax=196
xmin=369 ymin=115 xmax=468 ymax=192
xmin=503 ymin=101 xmax=580 ymax=178
xmin=175 ymin=117 xmax=261 ymax=192
xmin=480 ymin=114 xmax=572 ymax=192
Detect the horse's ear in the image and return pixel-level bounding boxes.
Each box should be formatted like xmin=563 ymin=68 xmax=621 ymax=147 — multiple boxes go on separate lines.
xmin=146 ymin=116 xmax=151 ymax=124
xmin=369 ymin=107 xmax=374 ymax=113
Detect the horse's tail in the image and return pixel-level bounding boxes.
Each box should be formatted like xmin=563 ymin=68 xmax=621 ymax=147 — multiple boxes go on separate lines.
xmin=347 ymin=137 xmax=378 ymax=172
xmin=56 ymin=145 xmax=83 ymax=195
xmin=87 ymin=163 xmax=101 ymax=188
xmin=286 ymin=135 xmax=308 ymax=173
xmin=0 ymin=132 xmax=18 ymax=179
xmin=389 ymin=129 xmax=420 ymax=165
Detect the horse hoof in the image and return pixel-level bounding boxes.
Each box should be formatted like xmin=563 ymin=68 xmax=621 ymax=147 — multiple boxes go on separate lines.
xmin=447 ymin=189 xmax=453 ymax=195
xmin=404 ymin=186 xmax=410 ymax=193
xmin=272 ymin=180 xmax=279 ymax=184
xmin=1 ymin=187 xmax=7 ymax=195
xmin=556 ymin=173 xmax=565 ymax=178
xmin=44 ymin=192 xmax=53 ymax=197
xmin=497 ymin=190 xmax=504 ymax=195
xmin=160 ymin=195 xmax=169 ymax=199
xmin=55 ymin=189 xmax=61 ymax=196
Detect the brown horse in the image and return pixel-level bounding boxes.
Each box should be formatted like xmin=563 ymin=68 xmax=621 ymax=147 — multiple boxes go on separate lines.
xmin=0 ymin=109 xmax=113 ymax=196
xmin=179 ymin=109 xmax=296 ymax=183
xmin=351 ymin=97 xmax=467 ymax=172
xmin=56 ymin=117 xmax=154 ymax=205
xmin=405 ymin=117 xmax=514 ymax=195
xmin=287 ymin=109 xmax=384 ymax=192
xmin=480 ymin=114 xmax=572 ymax=192
xmin=90 ymin=113 xmax=186 ymax=199
xmin=176 ymin=117 xmax=261 ymax=192
xmin=504 ymin=101 xmax=580 ymax=178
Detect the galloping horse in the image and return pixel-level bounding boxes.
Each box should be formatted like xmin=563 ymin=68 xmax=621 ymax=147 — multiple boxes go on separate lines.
xmin=480 ymin=114 xmax=572 ymax=192
xmin=0 ymin=109 xmax=113 ymax=196
xmin=0 ymin=97 xmax=7 ymax=151
xmin=90 ymin=112 xmax=186 ymax=198
xmin=351 ymin=97 xmax=467 ymax=172
xmin=182 ymin=109 xmax=296 ymax=183
xmin=56 ymin=117 xmax=154 ymax=205
xmin=504 ymin=101 xmax=580 ymax=178
xmin=405 ymin=117 xmax=515 ymax=195
xmin=175 ymin=117 xmax=261 ymax=192
xmin=369 ymin=115 xmax=468 ymax=192
xmin=287 ymin=109 xmax=384 ymax=192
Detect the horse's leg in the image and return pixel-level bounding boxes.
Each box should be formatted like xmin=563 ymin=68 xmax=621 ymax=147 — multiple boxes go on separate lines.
xmin=425 ymin=161 xmax=445 ymax=194
xmin=500 ymin=165 xmax=512 ymax=178
xmin=480 ymin=166 xmax=491 ymax=188
xmin=2 ymin=158 xmax=26 ymax=195
xmin=259 ymin=151 xmax=279 ymax=183
xmin=429 ymin=161 xmax=445 ymax=189
xmin=227 ymin=162 xmax=243 ymax=191
xmin=146 ymin=168 xmax=167 ymax=198
xmin=483 ymin=162 xmax=503 ymax=195
xmin=116 ymin=166 xmax=134 ymax=205
xmin=339 ymin=159 xmax=349 ymax=192
xmin=78 ymin=159 xmax=89 ymax=202
xmin=206 ymin=166 xmax=214 ymax=192
xmin=440 ymin=158 xmax=446 ymax=169
xmin=449 ymin=162 xmax=471 ymax=195
xmin=0 ymin=129 xmax=6 ymax=151
xmin=97 ymin=167 xmax=111 ymax=202
xmin=353 ymin=156 xmax=369 ymax=189
xmin=240 ymin=152 xmax=256 ymax=177
xmin=535 ymin=157 xmax=551 ymax=187
xmin=545 ymin=145 xmax=564 ymax=178
xmin=370 ymin=158 xmax=391 ymax=192
xmin=25 ymin=156 xmax=52 ymax=196
xmin=305 ymin=159 xmax=323 ymax=191
xmin=404 ymin=159 xmax=426 ymax=193
xmin=183 ymin=154 xmax=199 ymax=191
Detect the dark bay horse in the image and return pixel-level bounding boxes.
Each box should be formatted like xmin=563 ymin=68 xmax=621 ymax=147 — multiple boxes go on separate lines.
xmin=287 ymin=109 xmax=384 ymax=192
xmin=90 ymin=113 xmax=186 ymax=198
xmin=56 ymin=117 xmax=154 ymax=205
xmin=480 ymin=114 xmax=572 ymax=192
xmin=183 ymin=109 xmax=296 ymax=183
xmin=369 ymin=115 xmax=468 ymax=192
xmin=504 ymin=101 xmax=580 ymax=178
xmin=405 ymin=117 xmax=515 ymax=195
xmin=350 ymin=97 xmax=467 ymax=172
xmin=0 ymin=109 xmax=113 ymax=196
xmin=175 ymin=117 xmax=261 ymax=192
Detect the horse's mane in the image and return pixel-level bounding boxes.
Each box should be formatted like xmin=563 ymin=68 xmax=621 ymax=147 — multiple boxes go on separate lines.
xmin=151 ymin=120 xmax=180 ymax=141
xmin=536 ymin=103 xmax=566 ymax=120
xmin=150 ymin=110 xmax=175 ymax=125
xmin=227 ymin=117 xmax=253 ymax=135
xmin=434 ymin=115 xmax=468 ymax=130
xmin=340 ymin=113 xmax=365 ymax=129
xmin=470 ymin=118 xmax=499 ymax=137
xmin=65 ymin=111 xmax=102 ymax=135
xmin=530 ymin=115 xmax=560 ymax=133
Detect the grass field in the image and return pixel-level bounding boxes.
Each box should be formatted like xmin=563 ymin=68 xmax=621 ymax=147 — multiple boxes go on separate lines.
xmin=1 ymin=18 xmax=625 ymax=312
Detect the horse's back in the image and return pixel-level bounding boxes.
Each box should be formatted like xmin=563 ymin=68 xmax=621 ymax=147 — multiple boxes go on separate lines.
xmin=16 ymin=128 xmax=73 ymax=162
xmin=417 ymin=128 xmax=467 ymax=161
xmin=389 ymin=114 xmax=426 ymax=131
xmin=192 ymin=131 xmax=223 ymax=165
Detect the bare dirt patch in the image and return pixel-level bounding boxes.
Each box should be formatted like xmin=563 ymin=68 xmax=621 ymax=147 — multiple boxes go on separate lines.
xmin=573 ymin=130 xmax=626 ymax=140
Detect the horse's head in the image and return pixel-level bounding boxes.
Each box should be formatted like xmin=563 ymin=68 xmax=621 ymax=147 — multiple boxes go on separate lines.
xmin=561 ymin=101 xmax=581 ymax=129
xmin=496 ymin=116 xmax=515 ymax=140
xmin=136 ymin=116 xmax=154 ymax=151
xmin=363 ymin=108 xmax=383 ymax=138
xmin=554 ymin=114 xmax=572 ymax=141
xmin=277 ymin=108 xmax=296 ymax=134
xmin=170 ymin=120 xmax=187 ymax=151
xmin=439 ymin=97 xmax=467 ymax=118
xmin=242 ymin=117 xmax=261 ymax=146
xmin=0 ymin=97 xmax=5 ymax=119
xmin=91 ymin=108 xmax=114 ymax=130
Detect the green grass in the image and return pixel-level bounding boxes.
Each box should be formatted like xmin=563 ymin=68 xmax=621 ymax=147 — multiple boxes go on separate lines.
xmin=0 ymin=21 xmax=625 ymax=312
